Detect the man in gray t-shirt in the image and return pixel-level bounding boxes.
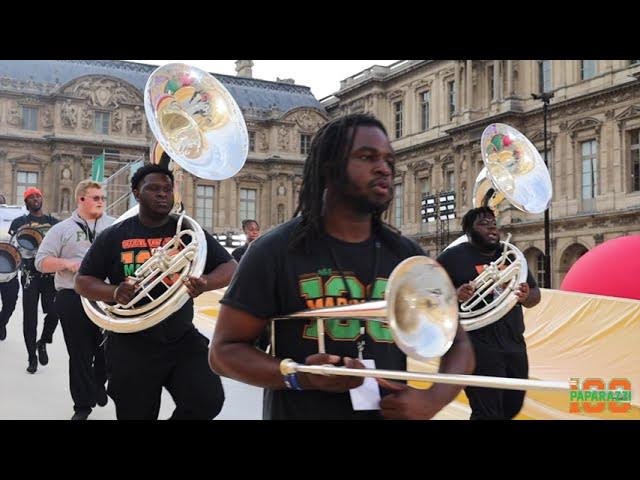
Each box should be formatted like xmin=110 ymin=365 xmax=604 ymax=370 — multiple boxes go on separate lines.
xmin=35 ymin=180 xmax=114 ymax=420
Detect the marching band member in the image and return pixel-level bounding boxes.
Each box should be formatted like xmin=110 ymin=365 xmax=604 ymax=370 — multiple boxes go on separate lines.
xmin=437 ymin=207 xmax=541 ymax=420
xmin=36 ymin=180 xmax=114 ymax=420
xmin=9 ymin=188 xmax=58 ymax=374
xmin=210 ymin=114 xmax=475 ymax=420
xmin=75 ymin=164 xmax=237 ymax=420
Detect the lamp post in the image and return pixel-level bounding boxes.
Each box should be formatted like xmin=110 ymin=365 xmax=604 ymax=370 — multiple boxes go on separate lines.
xmin=531 ymin=91 xmax=554 ymax=288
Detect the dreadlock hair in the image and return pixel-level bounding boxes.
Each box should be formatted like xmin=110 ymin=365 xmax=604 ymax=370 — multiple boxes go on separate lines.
xmin=288 ymin=113 xmax=402 ymax=254
xmin=461 ymin=206 xmax=495 ymax=235
xmin=130 ymin=163 xmax=174 ymax=191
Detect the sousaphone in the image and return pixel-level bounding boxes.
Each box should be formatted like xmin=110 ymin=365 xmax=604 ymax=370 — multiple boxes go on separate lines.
xmin=445 ymin=123 xmax=552 ymax=331
xmin=81 ymin=63 xmax=248 ymax=333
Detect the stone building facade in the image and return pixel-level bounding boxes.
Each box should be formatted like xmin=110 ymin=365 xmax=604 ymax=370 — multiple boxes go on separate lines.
xmin=323 ymin=60 xmax=640 ymax=287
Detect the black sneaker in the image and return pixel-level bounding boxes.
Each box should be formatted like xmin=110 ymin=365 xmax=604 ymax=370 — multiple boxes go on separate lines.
xmin=0 ymin=325 xmax=6 ymax=341
xmin=96 ymin=386 xmax=108 ymax=407
xmin=70 ymin=409 xmax=91 ymax=420
xmin=37 ymin=340 xmax=49 ymax=366
xmin=27 ymin=357 xmax=37 ymax=374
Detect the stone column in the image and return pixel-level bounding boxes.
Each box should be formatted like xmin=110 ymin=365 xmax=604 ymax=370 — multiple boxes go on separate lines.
xmin=506 ymin=60 xmax=513 ymax=98
xmin=454 ymin=61 xmax=461 ymax=115
xmin=465 ymin=60 xmax=473 ymax=112
xmin=493 ymin=60 xmax=501 ymax=101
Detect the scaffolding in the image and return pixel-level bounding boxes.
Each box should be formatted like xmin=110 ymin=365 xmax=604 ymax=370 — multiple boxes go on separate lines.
xmin=83 ymin=151 xmax=145 ymax=218
xmin=421 ymin=191 xmax=456 ymax=255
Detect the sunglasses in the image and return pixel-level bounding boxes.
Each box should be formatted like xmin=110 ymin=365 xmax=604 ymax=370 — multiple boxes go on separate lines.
xmin=81 ymin=195 xmax=107 ymax=202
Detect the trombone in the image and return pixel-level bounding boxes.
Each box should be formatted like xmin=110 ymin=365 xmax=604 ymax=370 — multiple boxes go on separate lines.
xmin=273 ymin=256 xmax=569 ymax=392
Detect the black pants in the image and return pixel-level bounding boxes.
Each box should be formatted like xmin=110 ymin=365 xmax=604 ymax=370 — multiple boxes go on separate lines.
xmin=105 ymin=327 xmax=225 ymax=420
xmin=56 ymin=289 xmax=107 ymax=413
xmin=0 ymin=276 xmax=19 ymax=328
xmin=21 ymin=272 xmax=58 ymax=360
xmin=464 ymin=341 xmax=529 ymax=420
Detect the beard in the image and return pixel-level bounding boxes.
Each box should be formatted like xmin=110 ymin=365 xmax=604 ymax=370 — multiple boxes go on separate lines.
xmin=468 ymin=228 xmax=499 ymax=253
xmin=335 ymin=174 xmax=392 ymax=216
xmin=340 ymin=189 xmax=390 ymax=215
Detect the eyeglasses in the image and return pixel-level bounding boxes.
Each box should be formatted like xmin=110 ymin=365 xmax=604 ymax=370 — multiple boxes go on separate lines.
xmin=81 ymin=195 xmax=107 ymax=202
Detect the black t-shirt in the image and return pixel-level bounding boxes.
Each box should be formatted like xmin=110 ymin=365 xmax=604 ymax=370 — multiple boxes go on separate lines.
xmin=221 ymin=216 xmax=426 ymax=420
xmin=436 ymin=242 xmax=537 ymax=352
xmin=78 ymin=215 xmax=232 ymax=343
xmin=9 ymin=213 xmax=59 ymax=272
xmin=231 ymin=243 xmax=248 ymax=262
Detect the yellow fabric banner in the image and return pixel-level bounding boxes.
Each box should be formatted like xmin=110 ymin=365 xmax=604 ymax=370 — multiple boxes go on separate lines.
xmin=197 ymin=288 xmax=640 ymax=419
xmin=410 ymin=289 xmax=640 ymax=420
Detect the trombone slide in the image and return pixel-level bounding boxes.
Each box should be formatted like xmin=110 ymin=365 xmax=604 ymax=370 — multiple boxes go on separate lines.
xmin=280 ymin=359 xmax=570 ymax=392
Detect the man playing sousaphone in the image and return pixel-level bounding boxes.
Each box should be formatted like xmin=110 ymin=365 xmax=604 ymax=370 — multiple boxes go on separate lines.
xmin=75 ymin=164 xmax=237 ymax=420
xmin=9 ymin=187 xmax=59 ymax=374
xmin=437 ymin=207 xmax=541 ymax=420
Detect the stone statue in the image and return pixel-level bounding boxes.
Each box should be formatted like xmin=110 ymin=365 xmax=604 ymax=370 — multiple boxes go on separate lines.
xmin=61 ymin=100 xmax=77 ymax=128
xmin=41 ymin=107 xmax=53 ymax=128
xmin=112 ymin=110 xmax=122 ymax=132
xmin=277 ymin=126 xmax=289 ymax=150
xmin=127 ymin=106 xmax=143 ymax=135
xmin=277 ymin=204 xmax=285 ymax=224
xmin=7 ymin=103 xmax=21 ymax=126
xmin=61 ymin=189 xmax=71 ymax=212
xmin=81 ymin=108 xmax=93 ymax=129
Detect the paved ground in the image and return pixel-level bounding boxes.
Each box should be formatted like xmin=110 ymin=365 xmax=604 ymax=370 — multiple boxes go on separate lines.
xmin=0 ymin=296 xmax=263 ymax=420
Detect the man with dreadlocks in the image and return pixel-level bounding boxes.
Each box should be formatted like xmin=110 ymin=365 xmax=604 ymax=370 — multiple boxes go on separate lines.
xmin=210 ymin=113 xmax=474 ymax=420
xmin=436 ymin=207 xmax=540 ymax=420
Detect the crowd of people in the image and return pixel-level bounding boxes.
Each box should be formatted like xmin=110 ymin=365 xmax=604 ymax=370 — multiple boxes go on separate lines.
xmin=0 ymin=113 xmax=542 ymax=421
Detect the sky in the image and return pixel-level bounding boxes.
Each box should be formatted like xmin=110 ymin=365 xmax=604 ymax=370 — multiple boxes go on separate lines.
xmin=128 ymin=60 xmax=399 ymax=100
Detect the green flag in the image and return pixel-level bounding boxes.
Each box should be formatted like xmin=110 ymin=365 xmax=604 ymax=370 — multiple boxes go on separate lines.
xmin=91 ymin=154 xmax=105 ymax=182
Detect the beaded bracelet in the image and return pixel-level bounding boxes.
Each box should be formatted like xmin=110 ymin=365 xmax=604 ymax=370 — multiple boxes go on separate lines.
xmin=283 ymin=372 xmax=303 ymax=390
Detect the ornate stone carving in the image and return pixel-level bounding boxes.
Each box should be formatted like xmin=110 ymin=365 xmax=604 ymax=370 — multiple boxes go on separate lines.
xmin=61 ymin=166 xmax=72 ymax=180
xmin=41 ymin=107 xmax=53 ymax=129
xmin=349 ymin=98 xmax=365 ymax=114
xmin=112 ymin=110 xmax=122 ymax=132
xmin=409 ymin=159 xmax=433 ymax=174
xmin=413 ymin=79 xmax=432 ymax=90
xmin=64 ymin=77 xmax=140 ymax=109
xmin=294 ymin=110 xmax=317 ymax=131
xmin=615 ymin=105 xmax=640 ymax=122
xmin=277 ymin=126 xmax=290 ymax=150
xmin=7 ymin=101 xmax=21 ymax=126
xmin=235 ymin=173 xmax=265 ymax=184
xmin=258 ymin=131 xmax=269 ymax=151
xmin=277 ymin=183 xmax=286 ymax=196
xmin=81 ymin=107 xmax=93 ymax=130
xmin=61 ymin=100 xmax=77 ymax=128
xmin=389 ymin=89 xmax=404 ymax=100
xmin=127 ymin=106 xmax=143 ymax=135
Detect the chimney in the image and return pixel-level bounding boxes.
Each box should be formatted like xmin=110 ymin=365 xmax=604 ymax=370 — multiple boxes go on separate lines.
xmin=235 ymin=60 xmax=254 ymax=78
